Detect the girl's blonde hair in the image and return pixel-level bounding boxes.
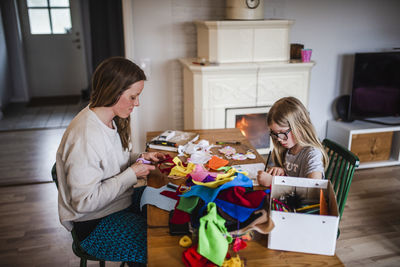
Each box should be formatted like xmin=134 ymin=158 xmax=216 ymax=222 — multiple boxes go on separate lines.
xmin=89 ymin=57 xmax=146 ymax=150
xmin=267 ymin=97 xmax=328 ymax=170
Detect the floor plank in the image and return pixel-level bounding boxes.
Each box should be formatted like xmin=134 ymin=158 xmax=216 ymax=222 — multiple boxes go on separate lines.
xmin=0 ymin=129 xmax=66 ymax=186
xmin=335 ymin=165 xmax=400 ymax=266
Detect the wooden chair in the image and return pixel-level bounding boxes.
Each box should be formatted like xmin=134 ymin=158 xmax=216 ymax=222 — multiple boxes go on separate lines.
xmin=51 ymin=163 xmax=106 ymax=267
xmin=322 ymin=139 xmax=359 ymax=220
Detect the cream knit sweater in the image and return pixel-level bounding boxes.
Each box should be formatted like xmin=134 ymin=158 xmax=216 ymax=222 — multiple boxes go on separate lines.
xmin=56 ymin=106 xmax=141 ymax=231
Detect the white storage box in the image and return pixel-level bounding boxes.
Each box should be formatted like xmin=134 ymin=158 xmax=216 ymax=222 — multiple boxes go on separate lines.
xmin=268 ymin=176 xmax=339 ymax=256
xmin=195 ymin=20 xmax=293 ymax=63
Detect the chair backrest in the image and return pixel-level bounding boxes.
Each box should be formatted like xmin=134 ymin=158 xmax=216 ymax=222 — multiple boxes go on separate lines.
xmin=322 ymin=138 xmax=359 ymax=219
xmin=51 ymin=163 xmax=58 ymax=188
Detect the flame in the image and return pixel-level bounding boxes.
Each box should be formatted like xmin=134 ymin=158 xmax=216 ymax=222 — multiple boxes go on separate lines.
xmin=236 ymin=117 xmax=249 ymax=137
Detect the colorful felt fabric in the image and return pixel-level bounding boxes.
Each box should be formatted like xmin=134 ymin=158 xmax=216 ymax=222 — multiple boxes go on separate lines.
xmin=169 ymin=157 xmax=196 ymax=177
xmin=208 ymin=155 xmax=229 ymax=170
xmin=190 ymin=164 xmax=219 ymax=182
xmin=232 ymin=238 xmax=247 ymax=252
xmin=214 ymin=198 xmax=265 ymax=222
xmin=160 ymin=190 xmax=180 ymax=201
xmin=192 ymin=168 xmax=247 ymax=188
xmin=231 ymin=209 xmax=274 ymax=235
xmin=217 ymin=186 xmax=267 ymax=208
xmin=222 ymin=255 xmax=244 ymax=267
xmin=198 ymin=202 xmax=232 ymax=266
xmin=182 ymin=245 xmax=215 ymax=267
xmin=217 ymin=206 xmax=263 ymax=233
xmin=176 ymin=196 xmax=200 ymax=213
xmin=169 ymin=198 xmax=191 ymax=225
xmin=185 ymin=175 xmax=216 ymax=187
xmin=157 ymin=154 xmax=175 ymax=174
xmin=180 ymin=173 xmax=253 ymax=204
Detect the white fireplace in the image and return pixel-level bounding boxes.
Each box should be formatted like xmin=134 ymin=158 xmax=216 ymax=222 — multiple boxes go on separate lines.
xmin=180 ymin=20 xmax=314 ymax=154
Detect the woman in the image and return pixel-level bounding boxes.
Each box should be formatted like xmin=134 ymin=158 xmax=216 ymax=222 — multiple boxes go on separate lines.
xmin=56 ymin=57 xmax=165 ymax=265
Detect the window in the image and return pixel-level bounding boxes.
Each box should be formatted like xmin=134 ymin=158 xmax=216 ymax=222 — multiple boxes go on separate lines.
xmin=27 ymin=0 xmax=71 ymax=34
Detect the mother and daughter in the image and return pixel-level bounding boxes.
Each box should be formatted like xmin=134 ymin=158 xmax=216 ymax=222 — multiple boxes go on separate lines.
xmin=56 ymin=56 xmax=326 ymax=266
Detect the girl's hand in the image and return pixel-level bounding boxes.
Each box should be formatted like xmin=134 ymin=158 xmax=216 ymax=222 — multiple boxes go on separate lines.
xmin=266 ymin=167 xmax=285 ymax=176
xmin=141 ymin=152 xmax=166 ymax=163
xmin=130 ymin=162 xmax=155 ymax=177
xmin=257 ymin=171 xmax=273 ymax=187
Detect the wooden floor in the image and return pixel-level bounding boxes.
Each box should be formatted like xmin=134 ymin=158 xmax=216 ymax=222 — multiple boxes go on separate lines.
xmin=0 ymin=101 xmax=87 ymax=132
xmin=0 ymin=128 xmax=399 ymax=266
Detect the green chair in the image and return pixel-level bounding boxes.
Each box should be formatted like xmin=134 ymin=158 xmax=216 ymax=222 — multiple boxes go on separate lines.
xmin=51 ymin=163 xmax=106 ymax=267
xmin=322 ymin=139 xmax=359 ymax=221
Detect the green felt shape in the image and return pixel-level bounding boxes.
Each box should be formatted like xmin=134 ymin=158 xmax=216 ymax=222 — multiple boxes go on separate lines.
xmin=198 ymin=202 xmax=232 ymax=266
xmin=176 ymin=196 xmax=200 ymax=213
xmin=217 ymin=166 xmax=232 ymax=172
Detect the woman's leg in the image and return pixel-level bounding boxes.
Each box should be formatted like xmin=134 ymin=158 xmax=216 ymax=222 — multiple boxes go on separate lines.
xmin=80 ymin=210 xmax=147 ymax=263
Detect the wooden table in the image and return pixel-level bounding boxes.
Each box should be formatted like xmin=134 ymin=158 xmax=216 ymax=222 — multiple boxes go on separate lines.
xmin=145 ymin=128 xmax=344 ymax=266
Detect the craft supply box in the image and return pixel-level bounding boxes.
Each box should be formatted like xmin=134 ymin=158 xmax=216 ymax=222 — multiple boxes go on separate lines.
xmin=268 ymin=176 xmax=339 ymax=256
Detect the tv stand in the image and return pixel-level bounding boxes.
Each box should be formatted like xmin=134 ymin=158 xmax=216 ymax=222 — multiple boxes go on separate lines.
xmin=326 ymin=120 xmax=400 ymax=169
xmin=362 ymin=116 xmax=400 ymax=126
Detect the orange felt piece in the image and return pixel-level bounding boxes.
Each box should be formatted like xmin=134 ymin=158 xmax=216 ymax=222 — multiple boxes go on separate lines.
xmin=208 ymin=155 xmax=229 ymax=170
xmin=320 ymin=189 xmax=328 ymax=215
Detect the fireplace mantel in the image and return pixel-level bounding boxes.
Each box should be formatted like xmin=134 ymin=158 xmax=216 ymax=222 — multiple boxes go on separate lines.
xmin=179 ymin=58 xmax=315 ymax=130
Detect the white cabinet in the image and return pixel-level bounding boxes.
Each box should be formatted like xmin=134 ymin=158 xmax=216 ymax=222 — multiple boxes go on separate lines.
xmin=326 ymin=120 xmax=400 ymax=169
xmin=195 ymin=20 xmax=293 ymax=63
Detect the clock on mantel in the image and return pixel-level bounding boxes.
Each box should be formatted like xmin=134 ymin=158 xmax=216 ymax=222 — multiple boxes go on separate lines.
xmin=226 ymin=0 xmax=264 ymax=20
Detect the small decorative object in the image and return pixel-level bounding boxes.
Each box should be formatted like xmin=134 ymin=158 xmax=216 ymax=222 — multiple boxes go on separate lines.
xmin=226 ymin=0 xmax=264 ymax=20
xmin=179 ymin=235 xmax=193 ymax=248
xmin=231 ymin=153 xmax=247 ymax=161
xmin=219 ymin=146 xmax=236 ymax=159
xmin=301 ymin=49 xmax=312 ymax=62
xmin=290 ymin=43 xmax=304 ymax=60
xmin=245 ymin=150 xmax=256 ymax=159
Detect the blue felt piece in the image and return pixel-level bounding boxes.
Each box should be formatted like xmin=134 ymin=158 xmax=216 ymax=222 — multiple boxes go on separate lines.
xmin=180 ymin=173 xmax=253 ymax=204
xmin=214 ymin=198 xmax=265 ymax=222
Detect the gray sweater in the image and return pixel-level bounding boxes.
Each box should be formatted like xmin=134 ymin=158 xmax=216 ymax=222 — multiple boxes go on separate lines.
xmin=56 ymin=106 xmax=141 ymax=231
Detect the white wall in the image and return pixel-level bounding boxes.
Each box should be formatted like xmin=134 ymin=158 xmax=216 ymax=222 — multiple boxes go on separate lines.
xmin=128 ymin=0 xmax=400 ymax=152
xmin=268 ymin=0 xmax=400 ymax=138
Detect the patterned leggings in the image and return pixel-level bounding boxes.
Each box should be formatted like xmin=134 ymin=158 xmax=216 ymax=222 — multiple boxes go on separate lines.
xmin=79 ymin=187 xmax=147 ymax=264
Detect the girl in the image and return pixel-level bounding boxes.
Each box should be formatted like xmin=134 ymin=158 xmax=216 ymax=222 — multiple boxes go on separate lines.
xmin=257 ymin=97 xmax=328 ymax=187
xmin=56 ymin=57 xmax=165 ymax=266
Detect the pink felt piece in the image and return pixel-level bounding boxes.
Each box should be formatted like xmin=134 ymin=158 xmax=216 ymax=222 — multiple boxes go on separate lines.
xmin=190 ymin=164 xmax=219 ymax=182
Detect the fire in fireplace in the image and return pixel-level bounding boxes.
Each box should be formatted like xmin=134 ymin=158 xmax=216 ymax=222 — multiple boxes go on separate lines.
xmin=226 ymin=106 xmax=271 ymax=155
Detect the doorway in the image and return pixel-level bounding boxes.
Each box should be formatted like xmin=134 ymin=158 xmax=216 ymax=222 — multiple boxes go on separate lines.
xmin=17 ymin=0 xmax=89 ymax=98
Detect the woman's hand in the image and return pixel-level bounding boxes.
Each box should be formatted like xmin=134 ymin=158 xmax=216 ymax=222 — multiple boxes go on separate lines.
xmin=257 ymin=171 xmax=273 ymax=187
xmin=266 ymin=167 xmax=285 ymax=176
xmin=141 ymin=152 xmax=166 ymax=163
xmin=130 ymin=162 xmax=155 ymax=177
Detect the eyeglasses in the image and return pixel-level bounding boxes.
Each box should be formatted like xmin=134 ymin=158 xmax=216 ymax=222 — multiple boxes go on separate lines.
xmin=270 ymin=128 xmax=292 ymax=141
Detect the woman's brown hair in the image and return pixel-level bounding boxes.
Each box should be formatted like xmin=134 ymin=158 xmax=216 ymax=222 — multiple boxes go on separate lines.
xmin=89 ymin=57 xmax=146 ymax=150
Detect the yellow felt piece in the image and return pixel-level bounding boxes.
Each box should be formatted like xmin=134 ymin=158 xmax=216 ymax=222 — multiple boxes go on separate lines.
xmin=222 ymin=255 xmax=243 ymax=267
xmin=168 ymin=157 xmax=196 ymax=177
xmin=192 ymin=168 xmax=248 ymax=188
xmin=192 ymin=176 xmax=235 ymax=188
xmin=216 ymin=168 xmax=247 ymax=179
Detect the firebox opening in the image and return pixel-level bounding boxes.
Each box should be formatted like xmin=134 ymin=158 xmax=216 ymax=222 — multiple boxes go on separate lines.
xmin=235 ymin=113 xmax=270 ymax=153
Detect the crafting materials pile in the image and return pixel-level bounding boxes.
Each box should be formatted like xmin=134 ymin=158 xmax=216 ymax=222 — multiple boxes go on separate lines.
xmin=157 ymin=154 xmax=274 ymax=266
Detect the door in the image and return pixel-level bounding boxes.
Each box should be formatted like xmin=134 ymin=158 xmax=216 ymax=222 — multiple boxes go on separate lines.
xmin=18 ymin=0 xmax=88 ymax=98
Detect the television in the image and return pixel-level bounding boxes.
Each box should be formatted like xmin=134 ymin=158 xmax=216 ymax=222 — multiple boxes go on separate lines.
xmin=348 ymin=51 xmax=400 ymax=125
